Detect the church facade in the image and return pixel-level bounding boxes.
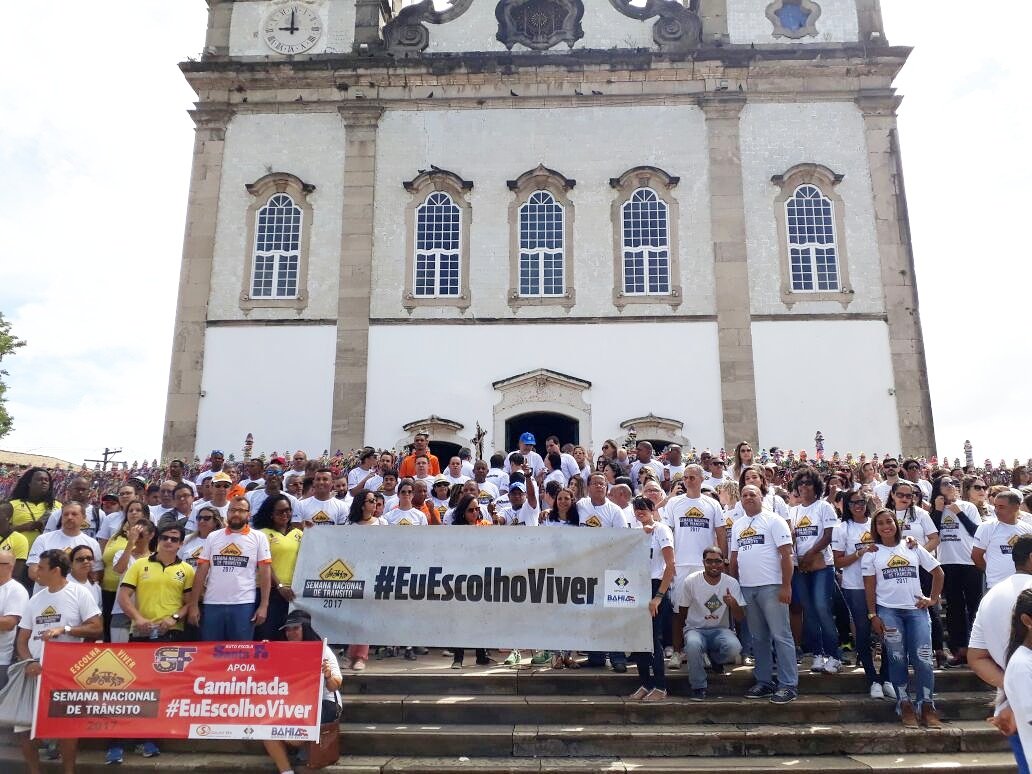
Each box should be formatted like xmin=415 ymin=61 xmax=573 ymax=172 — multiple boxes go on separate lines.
xmin=162 ymin=0 xmax=935 ymax=460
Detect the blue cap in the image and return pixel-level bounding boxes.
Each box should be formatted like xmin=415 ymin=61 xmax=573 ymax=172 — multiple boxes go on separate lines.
xmin=519 ymin=432 xmax=536 ymax=445
xmin=509 ymin=481 xmax=527 ymax=492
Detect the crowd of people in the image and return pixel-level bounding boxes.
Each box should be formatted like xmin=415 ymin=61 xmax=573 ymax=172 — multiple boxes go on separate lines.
xmin=2 ymin=432 xmax=1032 ymax=773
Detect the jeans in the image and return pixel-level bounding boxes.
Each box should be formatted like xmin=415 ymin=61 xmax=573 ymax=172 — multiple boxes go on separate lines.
xmin=633 ymin=579 xmax=670 ymax=690
xmin=841 ymin=588 xmax=887 ymax=685
xmin=943 ymin=563 xmax=983 ymax=652
xmin=254 ymin=588 xmax=289 ymax=642
xmin=587 ymin=650 xmax=627 ymax=667
xmin=742 ymin=584 xmax=797 ymax=689
xmin=1008 ymin=733 xmax=1031 ymax=774
xmin=684 ymin=627 xmax=741 ymax=690
xmin=201 ymin=602 xmax=256 ymax=641
xmin=878 ymin=605 xmax=935 ymax=713
xmin=792 ymin=567 xmax=841 ymax=659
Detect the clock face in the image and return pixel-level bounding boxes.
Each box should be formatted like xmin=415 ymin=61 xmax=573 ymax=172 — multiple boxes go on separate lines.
xmin=262 ymin=4 xmax=323 ymax=55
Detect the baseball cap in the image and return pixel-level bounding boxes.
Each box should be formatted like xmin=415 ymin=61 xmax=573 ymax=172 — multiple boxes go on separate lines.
xmin=519 ymin=432 xmax=536 ymax=445
xmin=279 ymin=610 xmax=311 ymax=630
xmin=101 ymin=493 xmax=119 ymax=503
xmin=432 ymin=476 xmax=450 ymax=487
xmin=509 ymin=481 xmax=527 ymax=492
xmin=212 ymin=472 xmax=232 ymax=485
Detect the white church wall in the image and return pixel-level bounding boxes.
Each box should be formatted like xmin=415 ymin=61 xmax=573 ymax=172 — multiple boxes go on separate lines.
xmin=751 ymin=319 xmax=901 ymax=454
xmin=209 ymin=111 xmax=347 ymax=321
xmin=739 ymin=101 xmax=882 ymax=316
xmin=421 ymin=0 xmax=654 ymax=54
xmin=229 ymin=0 xmax=355 ymax=57
xmin=727 ymin=0 xmax=859 ymax=45
xmin=365 ymin=321 xmax=725 ymax=453
xmin=372 ymin=104 xmax=714 ymax=319
xmin=195 ymin=325 xmax=337 ymax=456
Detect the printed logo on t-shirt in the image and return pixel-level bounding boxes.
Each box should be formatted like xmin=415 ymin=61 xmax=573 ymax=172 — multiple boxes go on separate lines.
xmin=584 ymin=515 xmax=602 ymax=528
xmin=881 ymin=553 xmax=918 ymax=581
xmin=213 ymin=542 xmax=250 ymax=569
xmin=187 ymin=546 xmax=203 ymax=567
xmin=704 ymin=593 xmax=722 ymax=615
xmin=737 ymin=525 xmax=765 ymax=547
xmin=678 ymin=507 xmax=710 ymax=531
xmin=36 ymin=606 xmax=61 ymax=625
xmin=794 ymin=515 xmax=818 ymax=538
xmin=1003 ymin=534 xmax=1021 ymax=555
xmin=396 ymin=518 xmax=413 ymax=526
xmin=310 ymin=511 xmax=332 ymax=525
xmin=478 ymin=491 xmax=493 ymax=504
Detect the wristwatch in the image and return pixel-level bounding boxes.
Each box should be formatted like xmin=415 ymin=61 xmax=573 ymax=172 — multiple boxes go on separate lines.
xmin=171 ymin=613 xmax=181 ymax=622
xmin=866 ymin=613 xmax=877 ymax=620
xmin=63 ymin=624 xmax=72 ymax=634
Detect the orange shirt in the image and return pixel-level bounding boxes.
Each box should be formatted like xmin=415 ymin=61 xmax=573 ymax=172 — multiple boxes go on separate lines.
xmin=419 ymin=501 xmax=440 ymax=525
xmin=399 ymin=454 xmax=441 ymax=478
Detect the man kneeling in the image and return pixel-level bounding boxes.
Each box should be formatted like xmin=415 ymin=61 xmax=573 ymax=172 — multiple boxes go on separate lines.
xmin=680 ymin=546 xmax=745 ymax=700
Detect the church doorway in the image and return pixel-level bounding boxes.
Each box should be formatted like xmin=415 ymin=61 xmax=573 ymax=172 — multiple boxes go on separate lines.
xmin=429 ymin=441 xmax=461 ymax=465
xmin=504 ymin=412 xmax=579 ymax=455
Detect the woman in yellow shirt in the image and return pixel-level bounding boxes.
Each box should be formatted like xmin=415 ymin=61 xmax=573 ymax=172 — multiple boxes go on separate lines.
xmin=100 ymin=500 xmax=150 ymax=640
xmin=8 ymin=467 xmax=60 ymax=551
xmin=252 ymin=494 xmax=303 ymax=640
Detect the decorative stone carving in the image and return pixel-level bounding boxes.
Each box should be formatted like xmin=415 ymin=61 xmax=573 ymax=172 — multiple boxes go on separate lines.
xmin=496 ymin=0 xmax=585 ymax=51
xmin=492 ymin=369 xmax=592 ymax=454
xmin=382 ymin=0 xmax=475 ymax=57
xmin=766 ymin=0 xmax=821 ymax=39
xmin=607 ymin=0 xmax=702 ymax=52
xmin=619 ymin=413 xmax=689 ymax=448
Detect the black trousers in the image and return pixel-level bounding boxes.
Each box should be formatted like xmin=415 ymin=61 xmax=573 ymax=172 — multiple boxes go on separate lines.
xmin=942 ymin=563 xmax=983 ymax=651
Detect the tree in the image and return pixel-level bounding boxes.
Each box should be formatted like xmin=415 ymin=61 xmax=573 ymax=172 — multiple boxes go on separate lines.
xmin=0 ymin=313 xmax=25 ymax=440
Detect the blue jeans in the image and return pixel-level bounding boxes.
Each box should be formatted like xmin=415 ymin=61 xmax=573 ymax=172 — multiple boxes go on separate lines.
xmin=201 ymin=602 xmax=256 ymax=641
xmin=684 ymin=627 xmax=741 ymax=690
xmin=742 ymin=585 xmax=797 ymax=689
xmin=842 ymin=588 xmax=887 ymax=686
xmin=878 ymin=605 xmax=935 ymax=714
xmin=792 ymin=567 xmax=841 ymax=659
xmin=1008 ymin=734 xmax=1031 ymax=774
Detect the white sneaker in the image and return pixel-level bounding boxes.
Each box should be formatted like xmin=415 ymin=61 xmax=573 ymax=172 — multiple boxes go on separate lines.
xmin=869 ymin=682 xmax=884 ymax=699
xmin=822 ymin=657 xmax=841 ymax=674
xmin=667 ymin=653 xmax=681 ymax=670
xmin=881 ymin=681 xmax=896 ymax=700
xmin=663 ymin=646 xmax=673 ymax=659
xmin=811 ymin=655 xmax=827 ymax=673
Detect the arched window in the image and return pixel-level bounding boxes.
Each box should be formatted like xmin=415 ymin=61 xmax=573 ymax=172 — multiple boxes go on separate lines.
xmin=621 ymin=188 xmax=670 ymax=295
xmin=519 ymin=191 xmax=565 ymax=297
xmin=414 ymin=192 xmax=461 ymax=297
xmin=251 ymin=193 xmax=302 ymax=298
xmin=785 ymin=183 xmax=839 ymax=292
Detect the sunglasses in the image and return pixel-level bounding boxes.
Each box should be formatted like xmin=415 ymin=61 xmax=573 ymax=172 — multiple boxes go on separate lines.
xmin=848 ymin=500 xmax=866 ymax=507
xmin=197 ymin=515 xmax=215 ymax=522
xmin=895 ymin=492 xmax=914 ymax=498
xmin=213 ymin=482 xmax=231 ymax=488
xmin=970 ymin=484 xmax=987 ymax=491
xmin=74 ymin=556 xmax=95 ymax=563
xmin=159 ymin=535 xmax=182 ymax=543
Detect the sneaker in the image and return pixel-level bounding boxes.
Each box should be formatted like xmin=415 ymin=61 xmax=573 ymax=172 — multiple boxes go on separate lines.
xmin=869 ymin=682 xmax=884 ymax=700
xmin=352 ymin=659 xmax=366 ymax=672
xmin=531 ymin=650 xmax=551 ymax=665
xmin=504 ymin=649 xmax=522 ymax=666
xmin=770 ymin=686 xmax=798 ymax=705
xmin=666 ymin=653 xmax=682 ymax=670
xmin=689 ymin=688 xmax=707 ymax=701
xmin=745 ymin=683 xmax=775 ymax=699
xmin=139 ymin=742 xmax=160 ymax=758
xmin=663 ymin=646 xmax=674 ymax=659
xmin=475 ymin=654 xmax=491 ymax=665
xmin=612 ymin=662 xmax=628 ymax=673
xmin=44 ymin=742 xmax=60 ymax=761
xmin=882 ymin=681 xmax=897 ymax=700
xmin=642 ymin=688 xmax=668 ymax=702
xmin=822 ymin=657 xmax=841 ymax=675
xmin=451 ymin=660 xmax=462 ymax=669
xmin=811 ymin=655 xmax=827 ymax=673
xmin=629 ymin=686 xmax=649 ymax=700
xmin=106 ymin=746 xmax=124 ymax=765
xmin=403 ymin=647 xmax=417 ymax=661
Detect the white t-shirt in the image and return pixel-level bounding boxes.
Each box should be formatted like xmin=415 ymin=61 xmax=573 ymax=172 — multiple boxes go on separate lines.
xmin=296 ymin=496 xmax=348 ymax=527
xmin=789 ymin=500 xmax=838 ymax=565
xmin=630 ymin=459 xmax=664 ymax=488
xmin=937 ymin=501 xmax=984 ymax=565
xmin=109 ymin=550 xmax=141 ymax=615
xmin=460 ymin=460 xmax=475 ymax=478
xmin=729 ymin=493 xmax=788 ymax=521
xmin=498 ymin=501 xmax=540 ymax=527
xmin=71 ymin=576 xmax=103 ymax=608
xmin=647 ymin=523 xmax=674 ymax=580
xmin=664 ymin=464 xmax=686 ymax=483
xmin=18 ymin=581 xmax=101 ymax=660
xmin=896 ymin=507 xmax=938 ymax=547
xmin=187 ymin=502 xmax=229 ymax=533
xmin=246 ymin=489 xmax=300 ymax=519
xmin=681 ymin=570 xmax=745 ymax=630
xmin=558 ymin=453 xmax=580 ymax=483
xmin=505 ymin=451 xmax=545 ymax=477
xmin=384 ymin=508 xmax=428 ymax=526
xmin=543 ymin=469 xmax=566 ymax=490
xmin=473 ymin=481 xmax=500 ymax=505
xmin=663 ymin=495 xmax=723 ymax=568
xmin=28 ymin=531 xmax=103 ymax=593
xmin=731 ymin=511 xmax=793 ymax=588
xmin=702 ymin=473 xmax=732 ymax=492
xmin=575 ymin=498 xmax=629 ymax=529
xmin=44 ymin=505 xmax=105 ymax=537
xmin=1005 ymin=646 xmax=1032 ymax=766
xmin=970 ymin=573 xmax=1032 ymax=667
xmin=198 ymin=527 xmax=272 ymax=605
xmin=173 ymin=479 xmax=199 ymax=497
xmin=831 ymin=519 xmax=875 ymax=590
xmin=486 ymin=468 xmax=510 ymax=493
xmin=0 ymin=579 xmax=29 ymax=665
xmin=974 ymin=519 xmax=1032 ymax=588
xmin=179 ymin=534 xmax=207 ymax=568
xmin=239 ymin=477 xmax=265 ymax=491
xmin=442 ymin=472 xmax=470 ymax=486
xmin=873 ymin=479 xmax=902 ymax=507
xmin=861 ymin=543 xmax=940 ymax=609
xmin=347 ymin=466 xmax=383 ymax=493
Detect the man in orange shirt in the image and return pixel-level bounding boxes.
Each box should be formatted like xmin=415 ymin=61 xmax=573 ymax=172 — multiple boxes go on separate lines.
xmin=398 ymin=432 xmax=441 ymax=478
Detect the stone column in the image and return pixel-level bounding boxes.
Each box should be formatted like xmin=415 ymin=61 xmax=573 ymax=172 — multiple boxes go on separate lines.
xmin=855 ymin=0 xmax=887 ymax=45
xmin=353 ymin=0 xmax=383 ymax=50
xmin=161 ymin=106 xmax=233 ymax=461
xmin=204 ymin=0 xmax=234 ymax=56
xmin=701 ymin=95 xmax=759 ymax=449
xmin=330 ymin=106 xmax=384 ymax=453
xmin=856 ymin=93 xmax=936 ymax=456
xmin=697 ymin=0 xmax=729 ymax=43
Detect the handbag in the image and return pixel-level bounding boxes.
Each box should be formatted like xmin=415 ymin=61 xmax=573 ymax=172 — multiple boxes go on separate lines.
xmin=306 ymin=694 xmax=342 ymax=769
xmin=0 ymin=660 xmax=37 ymax=727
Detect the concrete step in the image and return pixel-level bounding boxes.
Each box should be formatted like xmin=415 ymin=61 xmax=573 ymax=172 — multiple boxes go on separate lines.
xmin=340 ymin=691 xmax=996 ymax=725
xmin=339 ymin=720 xmax=1008 ymax=758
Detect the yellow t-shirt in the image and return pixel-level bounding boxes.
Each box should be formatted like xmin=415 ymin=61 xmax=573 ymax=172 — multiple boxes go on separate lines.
xmin=101 ymin=535 xmax=129 ymax=593
xmin=0 ymin=531 xmax=28 ymax=561
xmin=10 ymin=499 xmax=61 ymax=549
xmin=120 ymin=556 xmax=195 ymax=635
xmin=260 ymin=527 xmax=303 ymax=587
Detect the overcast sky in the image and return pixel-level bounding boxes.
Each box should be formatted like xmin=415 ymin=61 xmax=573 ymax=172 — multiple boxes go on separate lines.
xmin=0 ymin=2 xmax=1027 ymax=468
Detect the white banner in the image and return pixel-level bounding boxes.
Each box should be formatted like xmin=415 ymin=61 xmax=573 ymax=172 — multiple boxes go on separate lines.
xmin=290 ymin=527 xmax=652 ymax=651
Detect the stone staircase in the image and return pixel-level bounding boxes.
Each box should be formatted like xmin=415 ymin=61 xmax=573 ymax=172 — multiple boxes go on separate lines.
xmin=0 ymin=653 xmax=1017 ymax=773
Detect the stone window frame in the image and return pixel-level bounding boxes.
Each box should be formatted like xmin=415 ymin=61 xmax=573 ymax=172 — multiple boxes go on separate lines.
xmin=609 ymin=166 xmax=682 ymax=310
xmin=771 ymin=163 xmax=853 ymax=308
xmin=506 ymin=165 xmax=576 ymax=310
xmin=239 ymin=172 xmax=314 ymax=312
xmin=402 ymin=168 xmax=473 ymax=311
xmin=766 ymin=0 xmax=822 ymax=40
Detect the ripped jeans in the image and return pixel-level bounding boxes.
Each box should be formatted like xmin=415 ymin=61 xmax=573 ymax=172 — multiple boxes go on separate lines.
xmin=877 ymin=605 xmax=935 ymax=714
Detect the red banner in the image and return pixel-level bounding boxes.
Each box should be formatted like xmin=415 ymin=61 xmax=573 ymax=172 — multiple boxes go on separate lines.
xmin=34 ymin=641 xmax=323 ymax=741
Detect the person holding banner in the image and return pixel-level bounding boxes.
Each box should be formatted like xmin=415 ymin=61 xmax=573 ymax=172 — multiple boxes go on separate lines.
xmin=0 ymin=549 xmax=28 ymax=689
xmin=629 ymin=496 xmax=674 ymax=702
xmin=15 ymin=548 xmax=102 ymax=774
xmin=117 ymin=523 xmax=194 ymax=642
xmin=263 ymin=610 xmax=342 ymax=774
